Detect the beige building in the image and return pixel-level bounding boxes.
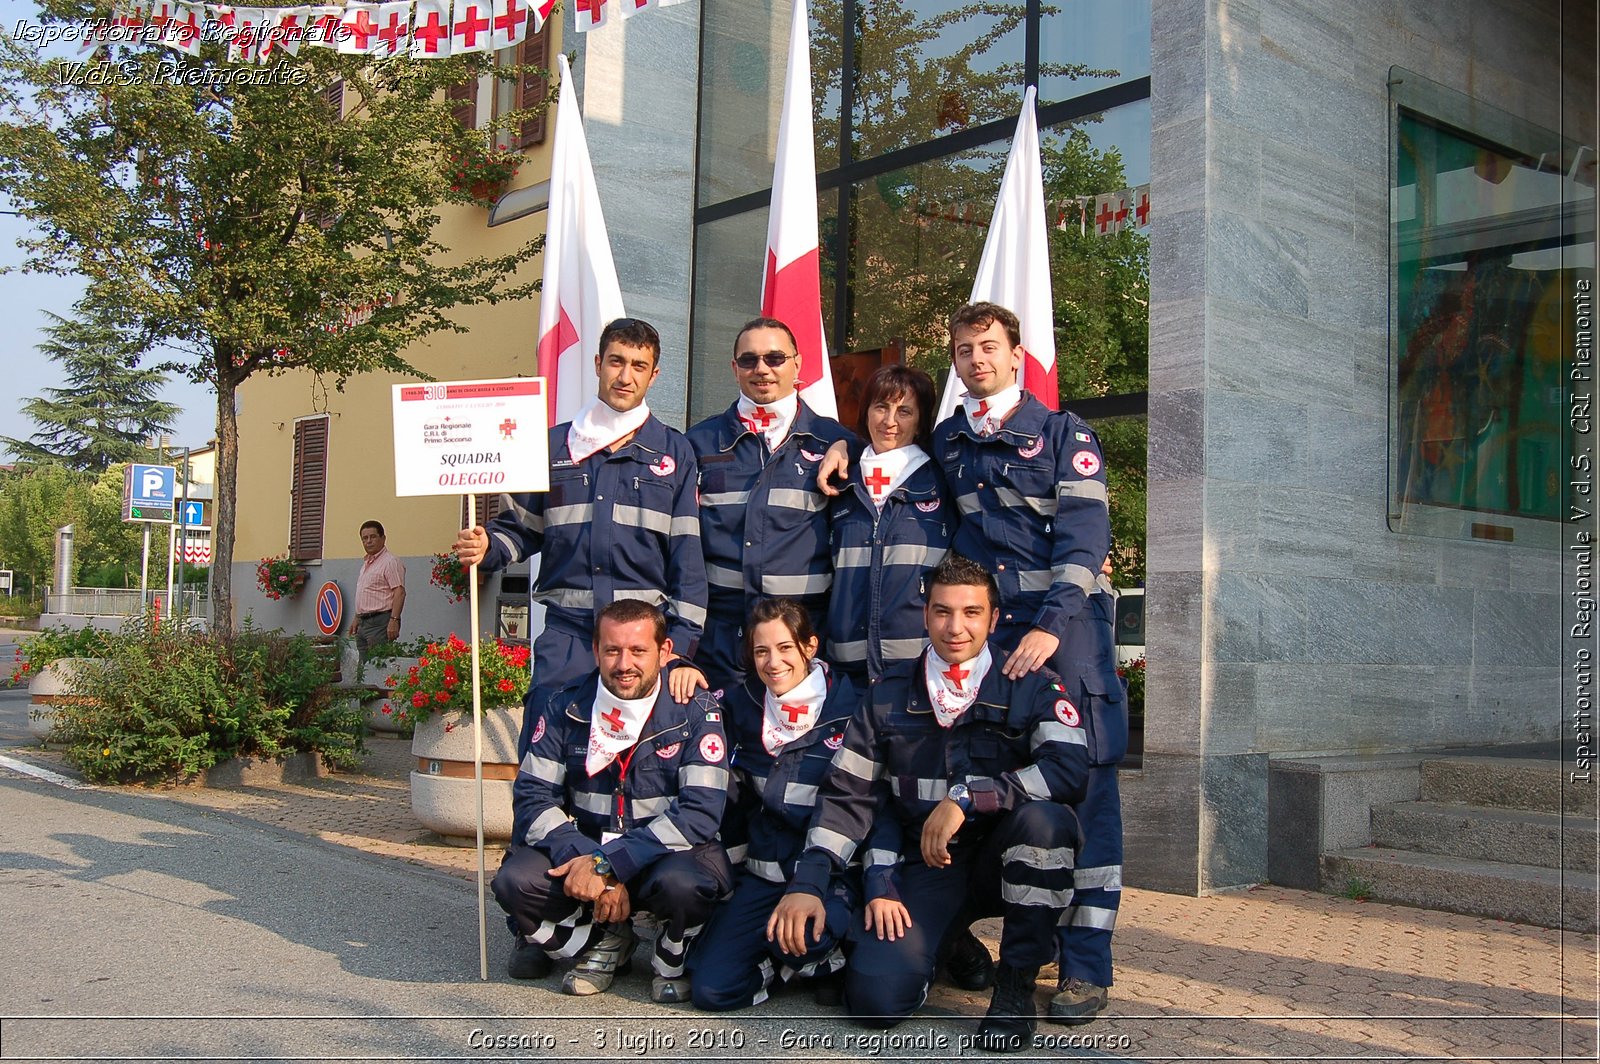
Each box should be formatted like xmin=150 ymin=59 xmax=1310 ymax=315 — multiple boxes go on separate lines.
xmin=233 ymin=28 xmax=561 ymax=643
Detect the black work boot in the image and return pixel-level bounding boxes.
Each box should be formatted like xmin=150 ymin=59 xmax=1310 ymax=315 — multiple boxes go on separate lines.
xmin=940 ymin=926 xmax=996 ymax=991
xmin=506 ymin=936 xmax=553 ymax=980
xmin=975 ymin=963 xmax=1038 ymax=1053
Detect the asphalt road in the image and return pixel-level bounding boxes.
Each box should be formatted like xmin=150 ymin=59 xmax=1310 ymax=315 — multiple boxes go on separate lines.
xmin=0 ymin=720 xmax=1114 ymax=1062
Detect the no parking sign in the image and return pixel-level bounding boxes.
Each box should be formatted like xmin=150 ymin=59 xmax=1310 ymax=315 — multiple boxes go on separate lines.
xmin=315 ymin=581 xmax=344 ymax=636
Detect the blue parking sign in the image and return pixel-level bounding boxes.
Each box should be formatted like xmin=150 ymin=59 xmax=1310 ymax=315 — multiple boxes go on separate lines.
xmin=123 ymin=464 xmax=177 ymax=523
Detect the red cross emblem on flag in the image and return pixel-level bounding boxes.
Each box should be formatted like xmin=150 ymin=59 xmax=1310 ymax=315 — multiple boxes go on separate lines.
xmin=942 ymin=661 xmax=970 ymax=687
xmin=499 ymin=418 xmax=517 ymax=440
xmin=346 ymin=8 xmax=377 ymax=48
xmin=1096 ymin=200 xmax=1115 ymax=235
xmin=412 ymin=8 xmax=448 ymax=51
xmin=1136 ymin=191 xmax=1150 ymax=227
xmin=1071 ymin=450 xmax=1101 ymax=477
xmin=493 ymin=0 xmax=526 ymax=41
xmin=377 ymin=9 xmax=407 ymax=53
xmin=864 ymin=467 xmax=891 ymax=496
xmin=453 ymin=0 xmax=490 ymax=47
xmin=600 ymin=706 xmax=625 ymax=733
xmin=780 ymin=703 xmax=807 ymax=724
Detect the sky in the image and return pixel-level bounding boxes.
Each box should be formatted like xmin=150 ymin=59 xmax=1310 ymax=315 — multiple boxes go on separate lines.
xmin=1 ymin=0 xmax=218 ymax=458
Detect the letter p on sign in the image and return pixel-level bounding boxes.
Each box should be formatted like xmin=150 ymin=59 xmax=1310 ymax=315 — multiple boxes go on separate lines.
xmin=142 ymin=469 xmax=164 ymax=496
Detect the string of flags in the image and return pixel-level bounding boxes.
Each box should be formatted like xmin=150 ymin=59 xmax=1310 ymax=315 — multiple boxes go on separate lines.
xmin=907 ymin=184 xmax=1152 ymax=238
xmin=88 ymin=0 xmax=688 ymax=61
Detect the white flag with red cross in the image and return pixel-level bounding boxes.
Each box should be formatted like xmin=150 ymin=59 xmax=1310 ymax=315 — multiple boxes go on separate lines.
xmin=260 ymin=8 xmax=305 ymax=59
xmin=228 ymin=7 xmax=264 ymax=63
xmin=338 ymin=1 xmax=379 ymax=53
xmin=410 ymin=0 xmax=452 ymax=55
xmin=574 ymin=0 xmax=607 ymax=31
xmin=936 ymin=85 xmax=1057 ymax=422
xmin=536 ymin=52 xmax=626 ymax=424
xmin=373 ymin=1 xmax=411 ymax=55
xmin=161 ymin=3 xmax=202 ymax=54
xmin=304 ymin=5 xmax=341 ymax=47
xmin=490 ymin=0 xmax=529 ymax=48
xmin=616 ymin=0 xmax=652 ymax=20
xmin=451 ymin=0 xmax=493 ymax=52
xmin=760 ymin=0 xmax=837 ymax=420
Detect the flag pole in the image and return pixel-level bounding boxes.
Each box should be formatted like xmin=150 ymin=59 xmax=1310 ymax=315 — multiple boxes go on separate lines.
xmin=467 ymin=492 xmax=488 ymax=981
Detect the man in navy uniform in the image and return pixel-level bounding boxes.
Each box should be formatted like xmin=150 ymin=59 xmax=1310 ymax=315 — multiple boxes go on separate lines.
xmin=930 ymin=301 xmax=1126 ymax=1026
xmin=769 ymin=555 xmax=1088 ymax=1051
xmin=454 ymin=317 xmax=709 ymax=752
xmin=490 ymin=600 xmax=732 ymax=1002
xmin=817 ymin=300 xmax=1125 ymax=1024
xmin=685 ymin=317 xmax=853 ymax=689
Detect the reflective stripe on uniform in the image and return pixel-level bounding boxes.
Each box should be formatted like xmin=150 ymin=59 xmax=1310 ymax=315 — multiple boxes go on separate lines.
xmin=706 ymin=563 xmax=744 ymax=589
xmin=524 ymin=806 xmax=571 ymax=846
xmin=682 ymin=765 xmax=729 ymax=790
xmin=1057 ymin=479 xmax=1109 ymax=505
xmin=831 ymin=639 xmax=868 ymax=662
xmin=521 ymin=752 xmax=566 ymax=785
xmin=956 ymin=493 xmax=981 ymax=515
xmin=767 ymin=488 xmax=826 ymax=513
xmin=613 ymin=588 xmax=668 ymax=606
xmin=1031 ymin=721 xmax=1088 ymax=749
xmin=809 ymin=826 xmax=856 ymax=863
xmin=747 ymin=858 xmax=786 ymax=883
xmin=783 ymin=782 xmax=819 ymax=807
xmin=996 ymin=486 xmax=1057 ymax=516
xmin=573 ymin=790 xmax=611 ymax=816
xmin=888 ymin=776 xmax=947 ymax=802
xmin=546 ymin=503 xmax=594 ymax=527
xmin=1001 ymin=844 xmax=1076 ymax=871
xmin=1018 ymin=569 xmax=1054 ymax=592
xmin=762 ymin=571 xmax=832 ymax=597
xmin=832 ymin=747 xmax=881 ymax=782
xmin=1003 ymin=881 xmax=1075 ymax=907
xmin=672 ymin=599 xmax=709 ymax=626
xmin=864 ymin=848 xmax=900 ymax=868
xmin=647 ymin=814 xmax=693 ymax=851
xmin=1065 ymin=904 xmax=1118 ymax=930
xmin=612 ymin=504 xmax=672 ymax=536
xmin=882 ymin=543 xmax=942 ymax=567
xmin=534 ymin=587 xmax=596 ymax=610
xmin=700 ymin=491 xmax=751 ymax=507
xmin=1072 ymin=864 xmax=1123 ymax=891
xmin=491 ymin=530 xmax=524 ymax=565
xmin=1056 ymin=563 xmax=1097 ymax=594
xmin=670 ymin=516 xmax=702 ymax=537
xmin=630 ymin=795 xmax=672 ymax=818
xmin=834 ymin=547 xmax=873 ymax=569
xmin=1015 ymin=763 xmax=1052 ymax=801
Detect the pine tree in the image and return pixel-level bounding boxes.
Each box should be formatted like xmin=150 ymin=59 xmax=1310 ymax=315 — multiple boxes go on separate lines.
xmin=4 ymin=308 xmax=179 ymax=472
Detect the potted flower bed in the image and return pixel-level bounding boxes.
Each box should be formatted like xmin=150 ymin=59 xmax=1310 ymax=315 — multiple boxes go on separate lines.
xmin=48 ymin=621 xmax=363 ymax=784
xmin=10 ymin=625 xmax=112 ymax=742
xmin=256 ymin=555 xmax=309 ymax=600
xmin=391 ymin=633 xmax=530 ymax=845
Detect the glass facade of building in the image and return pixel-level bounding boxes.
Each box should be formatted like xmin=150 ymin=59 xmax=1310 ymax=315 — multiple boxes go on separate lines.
xmin=689 ymin=0 xmax=1153 ymax=426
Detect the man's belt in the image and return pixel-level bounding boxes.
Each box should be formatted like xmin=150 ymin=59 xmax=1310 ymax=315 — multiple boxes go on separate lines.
xmin=357 ymin=610 xmax=392 ymax=620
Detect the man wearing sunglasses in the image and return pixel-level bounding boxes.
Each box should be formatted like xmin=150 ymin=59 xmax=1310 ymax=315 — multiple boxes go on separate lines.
xmin=684 ymin=316 xmax=854 ymax=690
xmin=454 ymin=317 xmax=710 ymax=756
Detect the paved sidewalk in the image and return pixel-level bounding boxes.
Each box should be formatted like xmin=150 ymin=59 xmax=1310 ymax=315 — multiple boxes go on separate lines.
xmin=5 ymin=736 xmax=1596 ymax=1061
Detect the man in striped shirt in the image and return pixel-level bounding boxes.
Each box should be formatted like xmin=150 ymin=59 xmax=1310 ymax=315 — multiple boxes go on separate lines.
xmin=350 ymin=520 xmax=406 ymax=658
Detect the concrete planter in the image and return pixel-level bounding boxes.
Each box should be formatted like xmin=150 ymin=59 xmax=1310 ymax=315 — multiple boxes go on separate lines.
xmin=27 ymin=657 xmax=104 ymax=742
xmin=365 ymin=657 xmax=421 ymax=736
xmin=200 ymin=751 xmax=324 ymax=788
xmin=410 ymin=704 xmax=522 ymax=846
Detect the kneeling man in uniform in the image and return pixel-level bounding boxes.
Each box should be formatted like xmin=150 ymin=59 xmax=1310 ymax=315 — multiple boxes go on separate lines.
xmin=770 ymin=554 xmax=1089 ymax=1051
xmin=491 ymin=600 xmax=732 ymax=1002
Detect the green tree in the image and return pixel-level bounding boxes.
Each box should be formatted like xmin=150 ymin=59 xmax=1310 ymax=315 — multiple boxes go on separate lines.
xmin=0 ymin=7 xmax=545 ymax=624
xmin=3 ymin=306 xmax=179 ymax=471
xmin=0 ymin=462 xmax=89 ymax=595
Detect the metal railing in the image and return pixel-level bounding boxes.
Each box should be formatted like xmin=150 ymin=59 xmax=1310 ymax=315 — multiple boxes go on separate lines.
xmin=46 ymin=587 xmax=206 ymax=620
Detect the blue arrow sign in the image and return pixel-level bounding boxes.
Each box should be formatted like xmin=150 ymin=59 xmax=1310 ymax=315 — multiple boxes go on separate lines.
xmin=182 ymin=500 xmax=206 ymax=527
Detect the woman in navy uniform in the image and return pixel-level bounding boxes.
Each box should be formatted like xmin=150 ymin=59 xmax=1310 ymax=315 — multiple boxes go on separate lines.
xmin=685 ymin=598 xmax=863 ymax=1011
xmin=827 ymin=365 xmax=954 ymax=684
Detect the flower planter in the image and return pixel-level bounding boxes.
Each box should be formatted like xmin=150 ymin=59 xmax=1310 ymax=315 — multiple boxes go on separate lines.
xmin=410 ymin=704 xmax=523 ymax=846
xmin=200 ymin=751 xmax=323 ymax=788
xmin=28 ymin=657 xmax=104 ymax=742
xmin=366 ymin=657 xmax=422 ymax=736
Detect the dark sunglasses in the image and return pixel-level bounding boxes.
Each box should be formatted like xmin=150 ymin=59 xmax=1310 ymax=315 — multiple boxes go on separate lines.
xmin=734 ymin=352 xmax=796 ymax=370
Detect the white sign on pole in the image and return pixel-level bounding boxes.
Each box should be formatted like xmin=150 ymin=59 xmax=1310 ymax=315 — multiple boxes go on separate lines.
xmin=391 ymin=375 xmax=549 ymax=983
xmin=391 ymin=378 xmax=550 ymax=496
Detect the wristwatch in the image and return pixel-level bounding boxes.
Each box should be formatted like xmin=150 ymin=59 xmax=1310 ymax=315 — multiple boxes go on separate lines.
xmin=592 ymin=850 xmax=614 ymax=877
xmin=946 ymin=783 xmax=973 ymax=814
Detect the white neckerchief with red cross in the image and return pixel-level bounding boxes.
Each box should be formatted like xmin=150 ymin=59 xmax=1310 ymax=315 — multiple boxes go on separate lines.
xmin=963 ymin=384 xmax=1021 ymax=437
xmin=586 ymin=678 xmax=660 ymax=776
xmin=924 ymin=644 xmax=994 ymax=728
xmin=736 ymin=391 xmax=799 ymax=452
xmin=858 ymin=443 xmax=930 ymax=511
xmin=568 ymin=396 xmax=651 ymax=463
xmin=761 ymin=658 xmax=829 ymax=756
